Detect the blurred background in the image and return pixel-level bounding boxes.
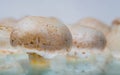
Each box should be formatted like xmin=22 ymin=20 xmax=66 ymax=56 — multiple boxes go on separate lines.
xmin=0 ymin=0 xmax=119 ymax=25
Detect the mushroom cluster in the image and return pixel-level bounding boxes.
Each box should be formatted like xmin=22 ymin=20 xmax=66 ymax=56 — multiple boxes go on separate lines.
xmin=0 ymin=16 xmax=120 ymax=75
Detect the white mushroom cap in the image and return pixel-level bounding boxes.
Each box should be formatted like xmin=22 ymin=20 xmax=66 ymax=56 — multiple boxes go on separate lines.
xmin=67 ymin=25 xmax=107 ymax=60
xmin=107 ymin=18 xmax=120 ymax=58
xmin=69 ymin=25 xmax=106 ymax=50
xmin=10 ymin=16 xmax=72 ymax=58
xmin=74 ymin=17 xmax=110 ymax=35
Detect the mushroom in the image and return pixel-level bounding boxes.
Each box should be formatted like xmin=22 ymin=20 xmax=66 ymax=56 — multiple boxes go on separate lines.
xmin=66 ymin=25 xmax=112 ymax=74
xmin=0 ymin=18 xmax=17 ymax=49
xmin=74 ymin=17 xmax=110 ymax=35
xmin=68 ymin=25 xmax=107 ymax=57
xmin=107 ymin=18 xmax=120 ymax=59
xmin=70 ymin=25 xmax=106 ymax=50
xmin=105 ymin=18 xmax=120 ymax=74
xmin=10 ymin=16 xmax=72 ymax=74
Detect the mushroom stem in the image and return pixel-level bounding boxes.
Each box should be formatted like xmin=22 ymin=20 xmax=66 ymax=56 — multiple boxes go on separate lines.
xmin=27 ymin=53 xmax=50 ymax=75
xmin=27 ymin=53 xmax=50 ymax=68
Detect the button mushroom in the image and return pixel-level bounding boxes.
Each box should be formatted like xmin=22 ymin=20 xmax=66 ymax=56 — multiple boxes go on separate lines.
xmin=10 ymin=16 xmax=72 ymax=74
xmin=66 ymin=25 xmax=112 ymax=74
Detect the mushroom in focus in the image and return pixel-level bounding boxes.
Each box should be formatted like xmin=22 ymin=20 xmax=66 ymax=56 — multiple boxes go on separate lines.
xmin=10 ymin=16 xmax=72 ymax=74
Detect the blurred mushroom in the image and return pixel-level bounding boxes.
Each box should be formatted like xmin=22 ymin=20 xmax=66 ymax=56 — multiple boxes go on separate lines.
xmin=74 ymin=17 xmax=110 ymax=35
xmin=0 ymin=18 xmax=17 ymax=29
xmin=0 ymin=18 xmax=17 ymax=49
xmin=10 ymin=16 xmax=72 ymax=74
xmin=107 ymin=18 xmax=120 ymax=59
xmin=66 ymin=25 xmax=112 ymax=74
xmin=70 ymin=25 xmax=106 ymax=50
xmin=68 ymin=25 xmax=107 ymax=57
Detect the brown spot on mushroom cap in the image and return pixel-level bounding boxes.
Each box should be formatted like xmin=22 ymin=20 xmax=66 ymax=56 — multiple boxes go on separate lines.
xmin=10 ymin=16 xmax=72 ymax=52
xmin=70 ymin=26 xmax=106 ymax=50
xmin=74 ymin=17 xmax=110 ymax=35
